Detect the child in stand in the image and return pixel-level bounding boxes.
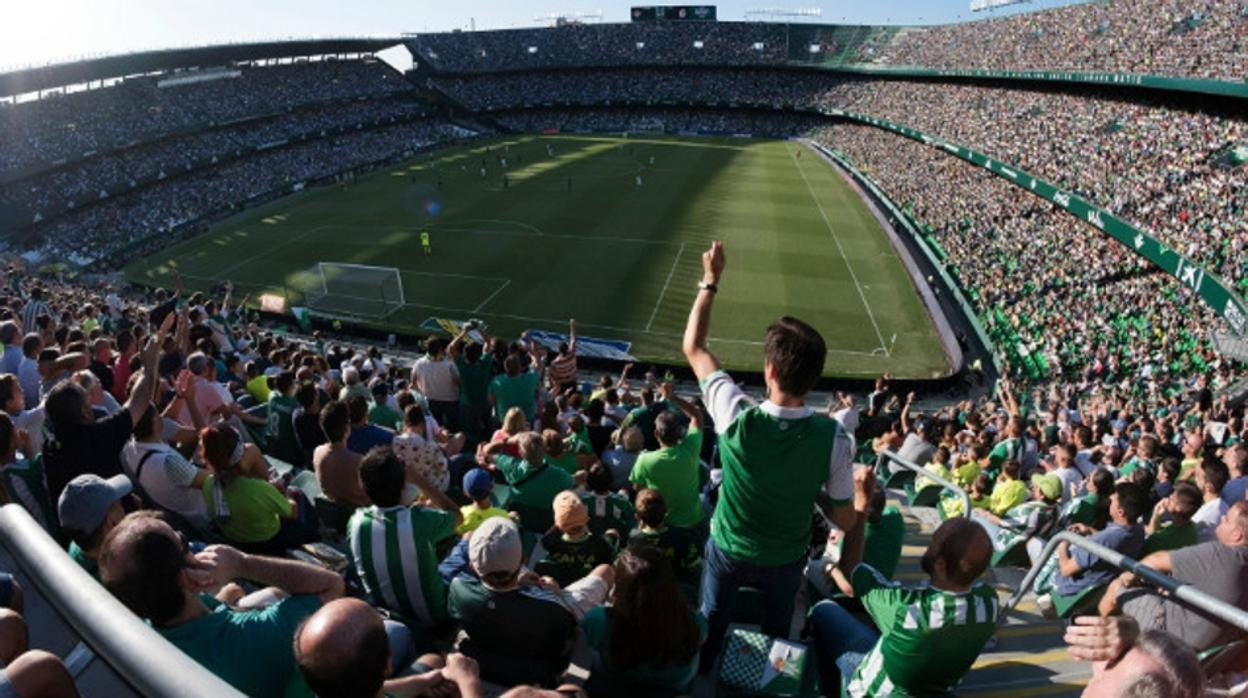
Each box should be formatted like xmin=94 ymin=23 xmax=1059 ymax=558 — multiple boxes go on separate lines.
xmin=457 ymin=468 xmax=509 ymax=536
xmin=581 ymin=462 xmax=634 ymax=542
xmin=627 ymin=488 xmax=701 ymax=587
xmin=531 ymin=491 xmax=615 ymax=586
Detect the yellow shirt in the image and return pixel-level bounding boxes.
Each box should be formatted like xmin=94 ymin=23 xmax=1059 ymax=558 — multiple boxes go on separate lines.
xmin=457 ymin=504 xmax=508 ymax=535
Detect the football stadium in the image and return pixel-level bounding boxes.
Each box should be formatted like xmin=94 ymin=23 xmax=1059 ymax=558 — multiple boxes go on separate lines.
xmin=1 ymin=1 xmax=1247 ymax=696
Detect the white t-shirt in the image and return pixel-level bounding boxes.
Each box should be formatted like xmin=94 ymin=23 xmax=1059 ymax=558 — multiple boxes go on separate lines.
xmin=122 ymin=440 xmax=209 ymax=531
xmin=1193 ymin=498 xmax=1229 ymax=543
xmin=411 ymin=356 xmax=459 ymax=403
xmin=13 ymin=407 xmax=45 ymax=458
xmin=1054 ymin=466 xmax=1084 ymax=503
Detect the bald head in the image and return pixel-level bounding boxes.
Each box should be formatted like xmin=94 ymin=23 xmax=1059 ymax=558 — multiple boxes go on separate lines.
xmin=294 ymin=598 xmax=389 ymax=698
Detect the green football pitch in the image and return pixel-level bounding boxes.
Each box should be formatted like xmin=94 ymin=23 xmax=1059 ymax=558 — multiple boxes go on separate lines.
xmin=127 ymin=134 xmax=952 ymax=378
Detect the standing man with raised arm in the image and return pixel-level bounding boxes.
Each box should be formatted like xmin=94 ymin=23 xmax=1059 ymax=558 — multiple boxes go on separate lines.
xmin=681 ymin=241 xmax=861 ymax=671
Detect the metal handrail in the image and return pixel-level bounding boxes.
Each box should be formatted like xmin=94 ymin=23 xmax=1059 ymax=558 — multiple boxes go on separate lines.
xmin=875 ymin=450 xmax=971 ymax=517
xmin=998 ymin=530 xmax=1248 ymax=633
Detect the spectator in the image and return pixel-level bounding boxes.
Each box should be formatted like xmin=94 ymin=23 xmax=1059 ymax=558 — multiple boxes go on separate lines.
xmin=412 ymin=338 xmax=460 ymax=431
xmin=293 ymin=598 xmax=481 ymax=698
xmin=681 ymin=241 xmax=860 ymax=669
xmin=810 ymin=506 xmax=998 ymax=695
xmin=1193 ymin=457 xmax=1231 ymax=542
xmin=546 ymin=320 xmax=578 ymax=394
xmin=1099 ymin=501 xmax=1248 ymax=652
xmin=448 ymin=328 xmax=493 ymax=444
xmin=42 ymin=313 xmax=167 ymax=504
xmin=629 ymin=383 xmax=705 ymax=535
xmin=531 ymin=491 xmax=615 ymax=586
xmin=457 ymin=468 xmax=509 ymax=536
xmin=489 ymin=351 xmax=543 ymax=426
xmin=0 ymin=574 xmax=79 ymax=698
xmin=17 ymin=334 xmax=41 ymax=411
xmin=602 ymin=427 xmax=644 ymax=491
xmin=481 ymin=432 xmax=574 ymax=534
xmin=57 ymin=473 xmax=133 ymax=581
xmin=580 ymin=462 xmax=634 ymax=539
xmin=367 ymin=380 xmax=402 ymax=431
xmin=1044 ymin=482 xmax=1147 ymax=610
xmin=392 ymin=404 xmax=450 ymax=496
xmin=448 ymin=517 xmax=612 ymax=686
xmin=628 ymin=488 xmax=702 ymax=587
xmin=582 ymin=546 xmax=705 ymax=696
xmin=99 ymin=510 xmax=345 ymax=698
xmin=291 ymin=381 xmax=324 ymax=468
xmin=0 ymin=412 xmax=56 ymax=535
xmin=345 ymin=394 xmax=394 ymax=456
xmin=1065 ymin=616 xmax=1201 ymax=698
xmin=123 ymin=397 xmax=210 ymax=533
xmin=348 ymin=445 xmax=461 ymax=633
xmin=199 ymin=423 xmax=315 ymax=554
xmin=313 ymin=399 xmax=370 ymax=508
xmin=1220 ymin=444 xmax=1248 ymax=506
xmin=266 ymin=370 xmax=301 ymax=466
xmin=1142 ymin=482 xmax=1202 ymax=556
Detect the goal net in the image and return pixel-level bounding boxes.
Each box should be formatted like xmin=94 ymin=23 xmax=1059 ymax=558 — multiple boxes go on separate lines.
xmin=293 ymin=263 xmax=405 ymax=320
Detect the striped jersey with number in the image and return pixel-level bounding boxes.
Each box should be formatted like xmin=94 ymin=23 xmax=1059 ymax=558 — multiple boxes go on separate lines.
xmin=847 ymin=564 xmax=999 ymax=697
xmin=348 ymin=504 xmax=455 ymax=627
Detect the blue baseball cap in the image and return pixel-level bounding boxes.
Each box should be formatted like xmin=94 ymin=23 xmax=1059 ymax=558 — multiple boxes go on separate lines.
xmin=463 ymin=469 xmax=494 ymax=499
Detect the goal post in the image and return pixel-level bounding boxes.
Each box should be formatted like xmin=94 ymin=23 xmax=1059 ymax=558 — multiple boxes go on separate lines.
xmin=292 ymin=262 xmax=406 ymax=320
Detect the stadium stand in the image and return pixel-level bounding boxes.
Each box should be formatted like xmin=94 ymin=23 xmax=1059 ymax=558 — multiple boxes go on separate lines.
xmin=1 ymin=9 xmax=1247 ymax=696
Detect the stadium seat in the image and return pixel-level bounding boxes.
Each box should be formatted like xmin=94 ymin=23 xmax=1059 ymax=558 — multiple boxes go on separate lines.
xmin=1051 ymin=584 xmax=1108 ymax=619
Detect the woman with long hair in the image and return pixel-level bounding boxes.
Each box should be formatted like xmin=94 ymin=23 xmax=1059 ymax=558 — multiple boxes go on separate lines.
xmin=582 ymin=546 xmax=705 ymax=696
xmin=199 ymin=423 xmax=317 ymax=555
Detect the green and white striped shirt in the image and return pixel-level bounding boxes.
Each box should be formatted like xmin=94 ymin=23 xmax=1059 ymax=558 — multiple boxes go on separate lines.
xmin=847 ymin=564 xmax=998 ymax=697
xmin=1 ymin=456 xmax=56 ymax=536
xmin=348 ymin=504 xmax=455 ymax=627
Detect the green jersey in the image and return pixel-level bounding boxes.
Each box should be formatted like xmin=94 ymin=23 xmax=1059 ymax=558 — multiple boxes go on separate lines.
xmin=348 ymin=504 xmax=455 ymax=627
xmin=1 ymin=456 xmax=57 ymax=536
xmin=581 ymin=492 xmax=635 ymax=539
xmin=455 ymin=357 xmax=493 ymax=407
xmin=488 ymin=372 xmax=539 ymax=422
xmin=1143 ymin=521 xmax=1199 ymax=556
xmin=266 ymin=394 xmax=301 ymax=465
xmin=630 ymin=426 xmax=704 ymax=529
xmin=493 ymin=454 xmax=573 ymax=530
xmin=848 ymin=564 xmax=998 ymax=696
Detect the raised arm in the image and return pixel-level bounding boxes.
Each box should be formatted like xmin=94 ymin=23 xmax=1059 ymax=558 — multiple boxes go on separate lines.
xmin=660 ymin=382 xmax=702 ymax=430
xmin=447 ymin=327 xmax=469 ymax=361
xmin=682 ymin=241 xmax=725 ymax=383
xmin=125 ymin=312 xmax=174 ymax=425
xmin=567 ymin=318 xmax=577 ymax=354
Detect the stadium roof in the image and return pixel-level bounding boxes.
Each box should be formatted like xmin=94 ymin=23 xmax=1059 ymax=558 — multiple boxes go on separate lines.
xmin=0 ymin=38 xmax=402 ymax=97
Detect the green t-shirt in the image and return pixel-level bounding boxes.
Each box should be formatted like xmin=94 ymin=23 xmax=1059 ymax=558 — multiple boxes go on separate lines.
xmin=1119 ymin=457 xmax=1155 ymax=479
xmin=203 ymin=475 xmax=293 ymax=544
xmin=847 ymin=564 xmax=998 ymax=696
xmin=160 ymin=595 xmax=321 ymax=698
xmin=581 ymin=607 xmax=706 ymax=692
xmin=1143 ymin=521 xmax=1199 ymax=556
xmin=863 ymin=506 xmax=906 ymax=579
xmin=367 ymin=403 xmax=403 ymax=431
xmin=267 ymin=394 xmax=301 ymax=465
xmin=627 ymin=526 xmax=702 ymax=585
xmin=347 ymin=504 xmax=455 ymax=627
xmin=68 ymin=541 xmax=99 ymax=581
xmin=549 ymin=451 xmax=581 ymax=476
xmin=455 ymin=357 xmax=493 ymax=407
xmin=712 ymin=406 xmax=840 ymax=565
xmin=488 ymin=372 xmax=539 ymax=422
xmin=630 ymin=427 xmax=704 ymax=529
xmin=988 ymin=438 xmax=1022 ymax=477
xmin=494 ymin=454 xmax=573 ymax=519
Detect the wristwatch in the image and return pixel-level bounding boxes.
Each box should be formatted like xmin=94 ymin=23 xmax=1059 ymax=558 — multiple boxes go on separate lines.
xmin=698 ymin=281 xmax=718 ymax=294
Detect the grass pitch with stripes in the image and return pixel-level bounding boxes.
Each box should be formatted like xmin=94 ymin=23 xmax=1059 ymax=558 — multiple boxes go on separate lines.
xmin=127 ymin=135 xmax=949 ymax=378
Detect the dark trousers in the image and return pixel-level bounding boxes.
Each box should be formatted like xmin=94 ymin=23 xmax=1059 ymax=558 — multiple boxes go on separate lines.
xmin=698 ymin=536 xmax=805 ymax=673
xmin=429 ymin=399 xmax=460 ymax=432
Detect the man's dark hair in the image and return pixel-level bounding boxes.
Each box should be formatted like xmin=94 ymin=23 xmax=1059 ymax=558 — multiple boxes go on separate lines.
xmin=654 ymin=412 xmax=683 ymax=447
xmin=465 ymin=342 xmax=483 ymax=362
xmin=1113 ymin=482 xmax=1148 ymax=523
xmin=345 ymin=394 xmax=369 ymax=425
xmin=635 ymin=488 xmax=667 ymax=527
xmin=1159 ymin=458 xmax=1181 ymax=484
xmin=922 ymin=517 xmax=991 ymax=587
xmin=99 ymin=512 xmax=187 ymax=627
xmin=586 ymin=462 xmax=613 ymax=494
xmin=296 ymin=381 xmax=318 ymax=409
xmin=320 ymin=400 xmax=351 ymax=443
xmin=0 ymin=412 xmax=14 ymax=455
xmin=359 ymin=446 xmax=404 ymax=507
xmin=370 ymin=381 xmax=388 ymax=401
xmin=274 ymin=370 xmax=296 ymax=395
xmin=426 ymin=338 xmax=446 ymax=356
xmin=293 ymin=614 xmax=389 ymax=698
xmin=44 ymin=380 xmax=89 ymax=428
xmin=763 ymin=316 xmax=826 ymax=396
xmin=20 ymin=333 xmax=40 ymax=359
xmin=1171 ymin=482 xmax=1202 ymax=519
xmin=1202 ymin=457 xmax=1230 ymax=496
xmin=1090 ymin=467 xmax=1116 ymax=498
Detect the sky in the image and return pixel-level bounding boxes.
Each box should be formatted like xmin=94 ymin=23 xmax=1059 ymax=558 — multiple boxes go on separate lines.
xmin=0 ymin=0 xmax=1088 ymax=72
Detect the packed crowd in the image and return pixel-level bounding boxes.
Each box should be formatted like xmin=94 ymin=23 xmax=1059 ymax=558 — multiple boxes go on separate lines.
xmin=0 ymin=58 xmax=411 ymax=175
xmin=0 ymin=97 xmax=430 ymax=219
xmin=410 ymin=22 xmax=790 ymax=73
xmin=876 ymin=0 xmax=1248 ymax=81
xmin=0 ymin=237 xmax=1228 ymax=697
xmin=813 ymin=121 xmax=1235 ymax=397
xmin=493 ymin=107 xmax=823 ymax=138
xmin=19 ymin=119 xmax=467 ymax=267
